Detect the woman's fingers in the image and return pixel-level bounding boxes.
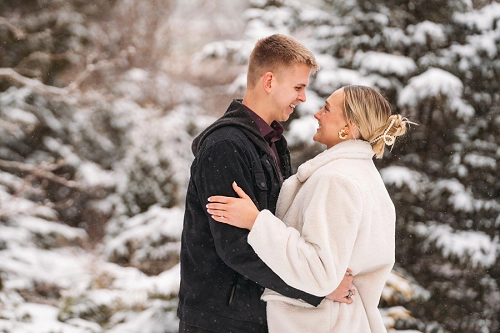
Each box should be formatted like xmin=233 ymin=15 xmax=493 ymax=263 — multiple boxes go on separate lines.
xmin=232 ymin=181 xmax=250 ymax=199
xmin=208 ymin=182 xmax=250 ymax=203
xmin=208 ymin=195 xmax=230 ymax=203
xmin=206 ymin=196 xmax=237 ymax=221
xmin=207 ymin=206 xmax=230 ymax=222
xmin=206 ymin=202 xmax=227 ymax=218
xmin=207 ymin=208 xmax=222 ymax=216
xmin=210 ymin=211 xmax=248 ymax=230
xmin=206 ymin=202 xmax=228 ymax=211
xmin=211 ymin=214 xmax=228 ymax=223
xmin=205 ymin=183 xmax=258 ymax=231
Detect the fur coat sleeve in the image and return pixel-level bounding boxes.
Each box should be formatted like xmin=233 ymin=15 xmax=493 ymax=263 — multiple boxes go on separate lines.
xmin=247 ymin=140 xmax=395 ymax=299
xmin=248 ymin=172 xmax=363 ymax=296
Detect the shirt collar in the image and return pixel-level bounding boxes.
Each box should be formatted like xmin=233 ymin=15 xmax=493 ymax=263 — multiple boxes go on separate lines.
xmin=245 ymin=107 xmax=284 ymax=145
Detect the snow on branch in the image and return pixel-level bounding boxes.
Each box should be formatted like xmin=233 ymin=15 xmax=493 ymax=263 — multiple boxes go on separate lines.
xmin=0 ymin=16 xmax=26 ymax=39
xmin=0 ymin=47 xmax=134 ymax=102
xmin=0 ymin=68 xmax=67 ymax=96
xmin=0 ymin=158 xmax=83 ymax=190
xmin=398 ymin=68 xmax=475 ymax=120
xmin=353 ymin=51 xmax=417 ymax=77
xmin=412 ymin=221 xmax=498 ymax=269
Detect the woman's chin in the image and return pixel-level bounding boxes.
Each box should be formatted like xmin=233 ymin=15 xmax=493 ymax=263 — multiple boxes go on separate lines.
xmin=313 ymin=137 xmax=330 ymax=148
xmin=312 ymin=133 xmax=320 ymax=143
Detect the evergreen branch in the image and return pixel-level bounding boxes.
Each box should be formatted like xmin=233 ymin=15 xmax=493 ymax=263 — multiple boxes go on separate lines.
xmin=0 ymin=158 xmax=83 ymax=189
xmin=0 ymin=68 xmax=68 ymax=96
xmin=0 ymin=16 xmax=26 ymax=39
xmin=0 ymin=47 xmax=134 ymax=98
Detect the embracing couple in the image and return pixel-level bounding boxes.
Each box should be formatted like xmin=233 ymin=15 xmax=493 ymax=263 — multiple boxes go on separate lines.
xmin=177 ymin=34 xmax=412 ymax=333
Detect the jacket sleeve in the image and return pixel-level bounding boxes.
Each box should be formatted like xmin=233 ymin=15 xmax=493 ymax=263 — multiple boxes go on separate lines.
xmin=196 ymin=138 xmax=323 ymax=306
xmin=247 ymin=173 xmax=364 ymax=296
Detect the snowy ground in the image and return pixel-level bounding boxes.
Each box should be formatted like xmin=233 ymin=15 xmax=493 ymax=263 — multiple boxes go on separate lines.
xmin=0 ymin=208 xmax=182 ymax=333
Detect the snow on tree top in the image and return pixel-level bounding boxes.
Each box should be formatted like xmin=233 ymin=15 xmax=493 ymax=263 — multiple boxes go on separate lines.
xmin=397 ymin=68 xmax=475 ymax=119
xmin=353 ymin=51 xmax=417 ymax=77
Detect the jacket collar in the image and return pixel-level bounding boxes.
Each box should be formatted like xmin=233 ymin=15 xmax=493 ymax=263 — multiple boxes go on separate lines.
xmin=191 ymin=99 xmax=263 ymax=156
xmin=296 ymin=140 xmax=374 ymax=183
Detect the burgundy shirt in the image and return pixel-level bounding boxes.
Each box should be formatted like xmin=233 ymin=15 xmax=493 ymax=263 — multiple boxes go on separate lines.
xmin=244 ymin=106 xmax=285 ymax=183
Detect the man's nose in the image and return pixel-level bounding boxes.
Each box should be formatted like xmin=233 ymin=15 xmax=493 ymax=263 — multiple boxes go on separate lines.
xmin=314 ymin=110 xmax=322 ymax=120
xmin=298 ymin=90 xmax=306 ymax=103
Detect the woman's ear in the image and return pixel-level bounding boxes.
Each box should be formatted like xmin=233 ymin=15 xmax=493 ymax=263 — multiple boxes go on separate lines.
xmin=347 ymin=122 xmax=361 ymax=139
xmin=262 ymin=72 xmax=274 ymax=93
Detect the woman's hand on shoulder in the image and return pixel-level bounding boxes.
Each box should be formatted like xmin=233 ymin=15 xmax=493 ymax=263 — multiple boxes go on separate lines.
xmin=207 ymin=182 xmax=259 ymax=230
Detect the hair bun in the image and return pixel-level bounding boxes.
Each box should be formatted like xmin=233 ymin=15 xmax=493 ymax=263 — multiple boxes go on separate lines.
xmin=369 ymin=117 xmax=397 ymax=146
xmin=369 ymin=115 xmax=416 ymax=147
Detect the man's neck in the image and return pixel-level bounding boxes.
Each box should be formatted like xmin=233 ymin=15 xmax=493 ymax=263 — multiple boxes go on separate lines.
xmin=242 ymin=91 xmax=273 ymax=125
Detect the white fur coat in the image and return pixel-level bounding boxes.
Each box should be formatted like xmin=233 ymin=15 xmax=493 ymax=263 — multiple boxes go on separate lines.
xmin=248 ymin=140 xmax=395 ymax=333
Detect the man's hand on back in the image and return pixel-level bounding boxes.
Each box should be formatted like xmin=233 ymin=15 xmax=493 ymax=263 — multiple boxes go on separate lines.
xmin=325 ymin=269 xmax=355 ymax=304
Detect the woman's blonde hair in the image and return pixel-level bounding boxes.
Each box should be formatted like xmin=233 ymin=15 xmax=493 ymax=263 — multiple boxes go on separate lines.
xmin=343 ymin=85 xmax=414 ymax=159
xmin=247 ymin=34 xmax=320 ymax=88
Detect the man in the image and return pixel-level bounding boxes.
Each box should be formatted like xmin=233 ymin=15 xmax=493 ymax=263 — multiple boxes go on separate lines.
xmin=177 ymin=34 xmax=353 ymax=333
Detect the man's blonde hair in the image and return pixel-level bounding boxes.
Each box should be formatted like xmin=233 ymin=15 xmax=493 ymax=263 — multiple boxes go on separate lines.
xmin=343 ymin=85 xmax=413 ymax=159
xmin=247 ymin=34 xmax=319 ymax=88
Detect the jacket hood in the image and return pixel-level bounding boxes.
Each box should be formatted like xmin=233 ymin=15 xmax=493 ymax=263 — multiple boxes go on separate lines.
xmin=191 ymin=99 xmax=265 ymax=156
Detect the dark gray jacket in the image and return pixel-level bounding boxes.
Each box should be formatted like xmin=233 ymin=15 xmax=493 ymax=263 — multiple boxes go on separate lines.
xmin=177 ymin=100 xmax=322 ymax=333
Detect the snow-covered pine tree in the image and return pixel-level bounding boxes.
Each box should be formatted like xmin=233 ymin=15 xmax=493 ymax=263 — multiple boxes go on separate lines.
xmin=0 ymin=1 xmax=195 ymax=330
xmin=306 ymin=0 xmax=500 ymax=331
xmin=390 ymin=2 xmax=500 ymax=332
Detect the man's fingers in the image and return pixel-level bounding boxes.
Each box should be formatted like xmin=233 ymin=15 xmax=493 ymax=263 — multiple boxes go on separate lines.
xmin=336 ymin=297 xmax=353 ymax=304
xmin=344 ymin=274 xmax=354 ymax=289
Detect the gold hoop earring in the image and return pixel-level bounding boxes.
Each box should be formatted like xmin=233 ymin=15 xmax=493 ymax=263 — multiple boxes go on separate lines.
xmin=338 ymin=129 xmax=348 ymax=140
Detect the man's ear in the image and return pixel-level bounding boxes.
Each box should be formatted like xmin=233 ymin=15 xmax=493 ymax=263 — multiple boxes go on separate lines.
xmin=262 ymin=72 xmax=274 ymax=93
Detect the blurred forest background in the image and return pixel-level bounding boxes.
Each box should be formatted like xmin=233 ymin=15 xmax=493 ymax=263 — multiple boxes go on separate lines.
xmin=0 ymin=0 xmax=499 ymax=332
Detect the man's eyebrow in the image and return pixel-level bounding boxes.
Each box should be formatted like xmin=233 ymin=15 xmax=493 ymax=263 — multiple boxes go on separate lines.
xmin=325 ymin=101 xmax=330 ymax=107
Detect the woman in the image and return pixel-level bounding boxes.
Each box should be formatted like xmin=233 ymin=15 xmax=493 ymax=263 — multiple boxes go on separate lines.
xmin=206 ymin=85 xmax=413 ymax=333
